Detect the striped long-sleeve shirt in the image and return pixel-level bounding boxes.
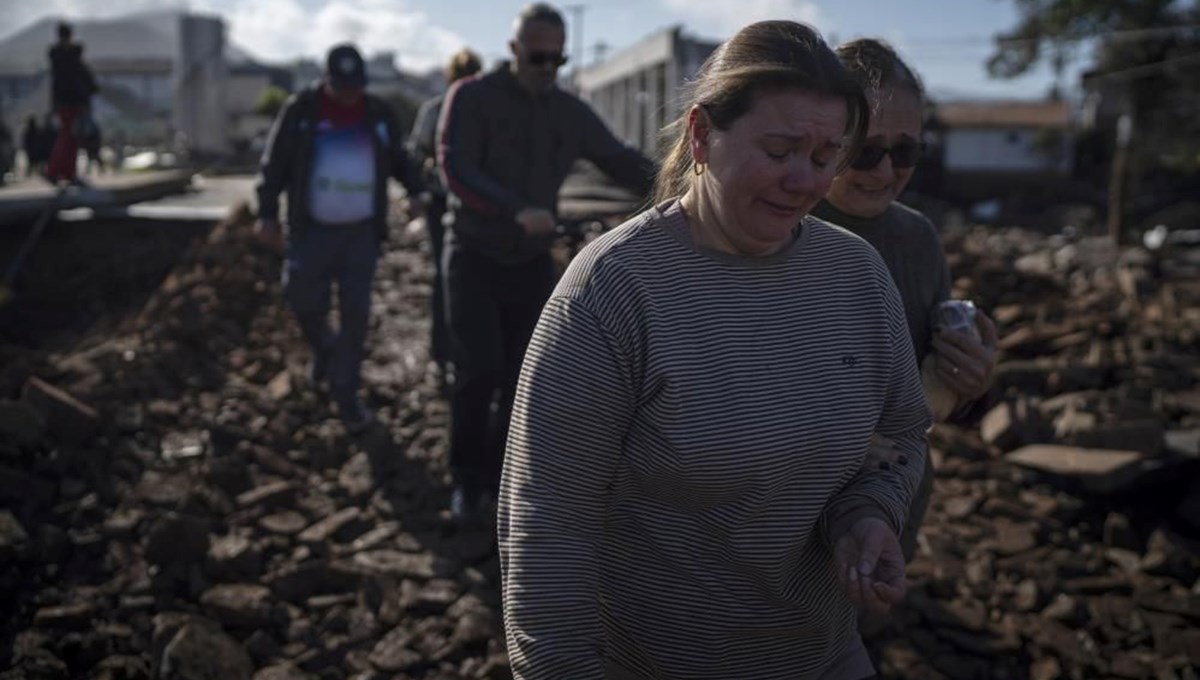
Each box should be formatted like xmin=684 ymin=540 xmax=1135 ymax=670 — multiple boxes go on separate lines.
xmin=498 ymin=201 xmax=932 ymax=680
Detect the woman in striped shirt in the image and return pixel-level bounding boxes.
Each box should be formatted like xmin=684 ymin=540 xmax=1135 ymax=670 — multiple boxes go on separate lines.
xmin=499 ymin=20 xmax=932 ymax=680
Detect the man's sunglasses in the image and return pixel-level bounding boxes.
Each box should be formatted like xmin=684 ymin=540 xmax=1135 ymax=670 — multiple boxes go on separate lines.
xmin=850 ymin=140 xmax=925 ymax=171
xmin=526 ymin=50 xmax=568 ymax=67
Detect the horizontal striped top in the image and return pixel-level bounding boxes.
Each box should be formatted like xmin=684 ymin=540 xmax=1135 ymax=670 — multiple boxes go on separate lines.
xmin=498 ymin=201 xmax=931 ymax=680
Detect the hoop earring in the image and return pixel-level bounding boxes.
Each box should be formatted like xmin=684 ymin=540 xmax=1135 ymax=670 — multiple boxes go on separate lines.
xmin=693 ymin=162 xmax=706 ymax=176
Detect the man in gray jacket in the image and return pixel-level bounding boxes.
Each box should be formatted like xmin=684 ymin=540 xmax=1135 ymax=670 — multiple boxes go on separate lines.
xmin=438 ymin=3 xmax=655 ymax=517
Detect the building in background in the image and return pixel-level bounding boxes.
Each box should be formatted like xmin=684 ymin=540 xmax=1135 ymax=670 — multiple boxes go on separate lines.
xmin=575 ymin=26 xmax=718 ymax=158
xmin=928 ymin=99 xmax=1075 ymax=202
xmin=0 ymin=11 xmax=290 ymax=158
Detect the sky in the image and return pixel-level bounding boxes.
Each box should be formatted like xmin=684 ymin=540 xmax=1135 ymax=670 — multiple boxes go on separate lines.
xmin=0 ymin=0 xmax=1087 ymax=100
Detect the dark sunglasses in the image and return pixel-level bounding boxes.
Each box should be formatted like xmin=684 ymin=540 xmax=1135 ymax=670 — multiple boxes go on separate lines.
xmin=525 ymin=50 xmax=568 ymax=67
xmin=851 ymin=140 xmax=925 ymax=171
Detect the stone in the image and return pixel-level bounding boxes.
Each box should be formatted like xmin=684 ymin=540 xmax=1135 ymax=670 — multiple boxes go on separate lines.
xmin=298 ymin=507 xmax=363 ymax=545
xmin=368 ymin=626 xmax=421 ymax=673
xmin=987 ymin=519 xmax=1039 ymax=556
xmin=161 ymin=430 xmax=208 ymax=462
xmin=337 ymin=453 xmax=375 ymax=500
xmin=1006 ymin=444 xmax=1144 ymax=493
xmin=207 ymin=533 xmax=263 ymax=581
xmin=21 ymin=376 xmax=98 ymax=444
xmin=1014 ymin=578 xmax=1041 ymax=612
xmin=259 ymin=511 xmax=309 ymax=536
xmin=160 ymin=620 xmax=254 ymax=680
xmin=348 ymin=550 xmax=436 ymax=580
xmin=340 ymin=522 xmax=399 ymax=555
xmin=984 ymin=402 xmax=1032 ymax=448
xmin=944 ymin=497 xmax=979 ymax=522
xmin=136 ymin=470 xmax=193 ymax=507
xmin=33 ymin=602 xmax=96 ymax=628
xmin=200 ymin=584 xmax=277 ymax=628
xmin=1042 ymin=594 xmax=1082 ymax=622
xmin=266 ymin=371 xmax=292 ymax=401
xmin=400 ymin=579 xmax=460 ymax=616
xmin=0 ymin=399 xmax=46 ymax=448
xmin=236 ymin=480 xmax=295 ymax=509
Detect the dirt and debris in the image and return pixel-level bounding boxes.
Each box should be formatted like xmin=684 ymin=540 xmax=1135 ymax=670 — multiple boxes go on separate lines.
xmin=1 ymin=203 xmax=1198 ymax=680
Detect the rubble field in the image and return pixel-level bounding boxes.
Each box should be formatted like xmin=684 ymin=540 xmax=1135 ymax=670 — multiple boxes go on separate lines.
xmin=1 ymin=204 xmax=1198 ymax=680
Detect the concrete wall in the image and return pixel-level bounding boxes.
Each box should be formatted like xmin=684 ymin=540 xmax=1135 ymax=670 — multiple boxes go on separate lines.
xmin=174 ymin=14 xmax=228 ymax=155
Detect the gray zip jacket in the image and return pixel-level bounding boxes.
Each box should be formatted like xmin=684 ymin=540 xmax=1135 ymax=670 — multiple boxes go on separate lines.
xmin=437 ymin=62 xmax=655 ymax=265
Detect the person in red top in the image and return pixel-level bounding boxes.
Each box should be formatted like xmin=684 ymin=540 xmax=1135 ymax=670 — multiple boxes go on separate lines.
xmin=255 ymin=44 xmax=425 ymax=431
xmin=46 ymin=22 xmax=97 ymax=184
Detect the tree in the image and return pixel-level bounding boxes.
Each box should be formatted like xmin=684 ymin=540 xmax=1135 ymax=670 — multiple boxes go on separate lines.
xmin=988 ymin=1 xmax=1200 ymax=240
xmin=255 ymin=86 xmax=290 ymax=118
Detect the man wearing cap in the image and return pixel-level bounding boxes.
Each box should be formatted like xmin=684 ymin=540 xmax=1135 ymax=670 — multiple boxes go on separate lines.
xmin=255 ymin=43 xmax=424 ymax=432
xmin=437 ymin=3 xmax=655 ymax=518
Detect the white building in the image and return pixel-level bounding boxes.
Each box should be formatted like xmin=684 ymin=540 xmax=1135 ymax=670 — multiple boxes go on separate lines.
xmin=575 ymin=26 xmax=719 ymax=158
xmin=936 ymin=99 xmax=1074 ymax=175
xmin=0 ymin=11 xmax=287 ymax=156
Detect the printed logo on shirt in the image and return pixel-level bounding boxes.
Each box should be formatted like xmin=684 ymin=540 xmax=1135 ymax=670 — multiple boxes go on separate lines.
xmin=841 ymin=355 xmax=859 ymax=367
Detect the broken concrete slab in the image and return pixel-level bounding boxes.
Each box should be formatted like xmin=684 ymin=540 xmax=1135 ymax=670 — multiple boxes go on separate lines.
xmin=1006 ymin=445 xmax=1144 ymax=494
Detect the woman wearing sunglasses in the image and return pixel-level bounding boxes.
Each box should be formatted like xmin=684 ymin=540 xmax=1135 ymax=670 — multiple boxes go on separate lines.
xmin=812 ymin=39 xmax=998 ymax=563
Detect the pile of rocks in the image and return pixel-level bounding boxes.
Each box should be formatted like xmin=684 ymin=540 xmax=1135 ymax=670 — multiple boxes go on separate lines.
xmin=2 ymin=207 xmax=1198 ymax=680
xmin=867 ymin=226 xmax=1200 ymax=680
xmin=1 ymin=206 xmax=508 ymax=680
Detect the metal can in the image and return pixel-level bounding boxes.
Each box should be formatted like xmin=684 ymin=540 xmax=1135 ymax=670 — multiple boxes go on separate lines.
xmin=933 ymin=299 xmax=979 ymax=339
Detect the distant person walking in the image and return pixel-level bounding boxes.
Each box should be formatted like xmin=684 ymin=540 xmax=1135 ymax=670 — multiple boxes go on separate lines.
xmin=46 ymin=21 xmax=98 ymax=184
xmin=407 ymin=48 xmax=483 ymax=390
xmin=255 ymin=43 xmax=425 ymax=432
xmin=437 ymin=3 xmax=656 ymax=518
xmin=21 ymin=116 xmax=45 ymax=178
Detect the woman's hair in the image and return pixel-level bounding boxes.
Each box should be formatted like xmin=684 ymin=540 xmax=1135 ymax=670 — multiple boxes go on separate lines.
xmin=835 ymin=38 xmax=924 ymax=101
xmin=654 ymin=21 xmax=870 ymax=204
xmin=445 ymin=48 xmax=483 ymax=84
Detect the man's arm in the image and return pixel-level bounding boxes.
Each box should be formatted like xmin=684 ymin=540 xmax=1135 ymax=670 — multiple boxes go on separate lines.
xmin=499 ymin=295 xmax=637 ymax=680
xmin=436 ymin=79 xmax=527 ymax=218
xmin=406 ymin=96 xmax=439 ymax=164
xmin=379 ymin=101 xmax=425 ymax=197
xmin=254 ymin=95 xmax=301 ymax=223
xmin=576 ymin=103 xmax=657 ymax=200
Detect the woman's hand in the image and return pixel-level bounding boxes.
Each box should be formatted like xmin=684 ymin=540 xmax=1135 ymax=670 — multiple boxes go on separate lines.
xmin=833 ymin=517 xmax=907 ymax=616
xmin=931 ymin=310 xmax=998 ymax=403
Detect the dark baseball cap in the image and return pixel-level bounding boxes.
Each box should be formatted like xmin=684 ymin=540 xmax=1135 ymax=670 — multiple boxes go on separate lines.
xmin=326 ymin=44 xmax=367 ymax=89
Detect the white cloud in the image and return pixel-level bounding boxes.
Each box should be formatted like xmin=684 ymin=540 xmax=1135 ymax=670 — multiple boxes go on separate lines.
xmin=211 ymin=0 xmax=466 ymax=72
xmin=659 ymin=0 xmax=826 ymax=39
xmin=1 ymin=0 xmax=468 ymax=73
